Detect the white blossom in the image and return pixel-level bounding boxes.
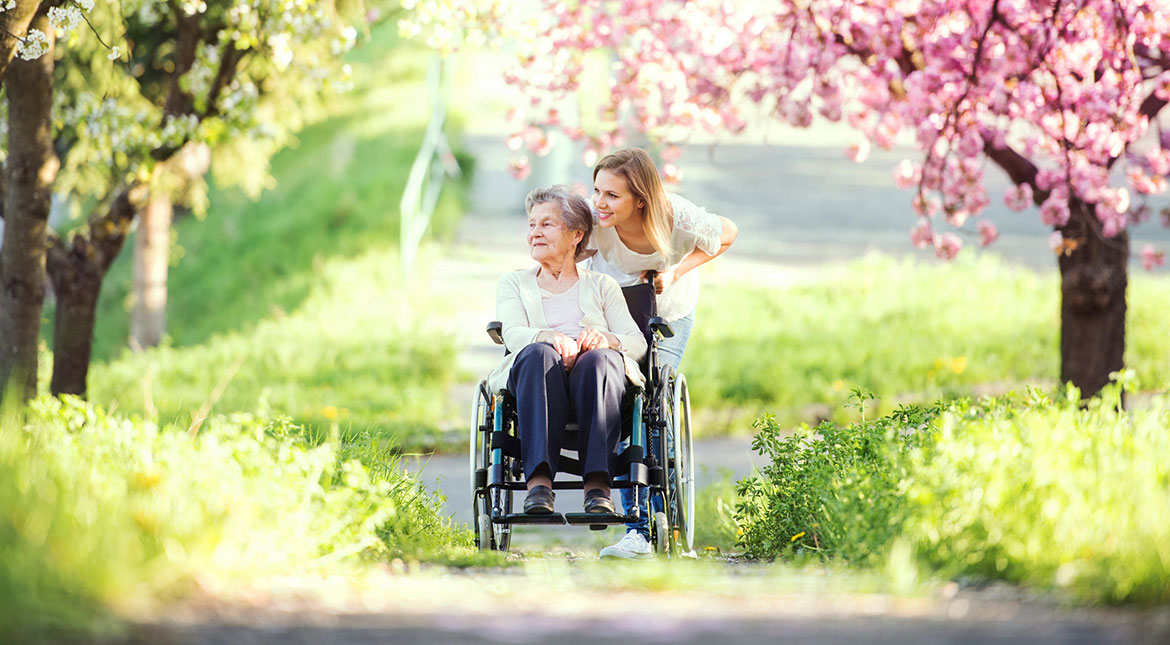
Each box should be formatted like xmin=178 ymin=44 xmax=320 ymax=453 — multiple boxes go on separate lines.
xmin=269 ymin=32 xmax=293 ymax=70
xmin=2 ymin=0 xmax=16 ymax=12
xmin=108 ymin=46 xmax=122 ymax=60
xmin=78 ymin=0 xmax=95 ymax=10
xmin=16 ymin=29 xmax=48 ymax=61
xmin=48 ymin=6 xmax=83 ymax=33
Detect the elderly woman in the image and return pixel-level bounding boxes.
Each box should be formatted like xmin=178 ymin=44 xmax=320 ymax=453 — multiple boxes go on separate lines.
xmin=487 ymin=185 xmax=647 ymax=515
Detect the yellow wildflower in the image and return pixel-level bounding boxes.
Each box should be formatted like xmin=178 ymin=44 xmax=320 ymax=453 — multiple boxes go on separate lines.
xmin=952 ymin=356 xmax=967 ymax=374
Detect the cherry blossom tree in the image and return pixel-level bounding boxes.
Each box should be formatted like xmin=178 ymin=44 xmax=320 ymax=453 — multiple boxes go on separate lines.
xmin=1 ymin=0 xmax=361 ymax=400
xmin=404 ymin=0 xmax=1170 ymax=397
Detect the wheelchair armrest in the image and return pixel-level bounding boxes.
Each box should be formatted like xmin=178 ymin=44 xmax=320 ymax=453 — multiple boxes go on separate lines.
xmin=487 ymin=321 xmax=505 ymax=345
xmin=648 ymin=316 xmax=674 ymax=339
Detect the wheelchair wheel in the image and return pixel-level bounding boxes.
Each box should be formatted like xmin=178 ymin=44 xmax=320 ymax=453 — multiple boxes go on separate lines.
xmin=473 ymin=389 xmax=513 ymax=552
xmin=670 ymin=373 xmax=695 ymax=554
xmin=652 ymin=511 xmax=669 ymax=555
xmin=470 ymin=381 xmax=490 ymax=545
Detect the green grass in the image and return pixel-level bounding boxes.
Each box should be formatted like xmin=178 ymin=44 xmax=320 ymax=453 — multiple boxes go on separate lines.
xmin=80 ymin=25 xmax=471 ymax=449
xmin=0 ymin=395 xmax=472 ymax=639
xmin=734 ymin=380 xmax=1170 ymax=604
xmin=686 ymin=254 xmax=1170 ymax=433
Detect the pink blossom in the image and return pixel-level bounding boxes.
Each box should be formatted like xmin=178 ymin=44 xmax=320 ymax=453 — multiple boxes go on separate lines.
xmin=910 ymin=219 xmax=933 ymax=248
xmin=1156 ymin=72 xmax=1170 ymax=101
xmin=846 ymin=138 xmax=870 ymax=163
xmin=509 ymin=156 xmax=531 ymax=181
xmin=1145 ymin=147 xmax=1170 ymax=175
xmin=1039 ymin=191 xmax=1071 ymax=227
xmin=1004 ymin=183 xmax=1033 ymax=211
xmin=893 ymin=160 xmax=920 ymax=189
xmin=978 ymin=220 xmax=999 ymax=247
xmin=660 ymin=145 xmax=683 ymax=163
xmin=1140 ymin=244 xmax=1166 ymax=270
xmin=934 ymin=232 xmax=962 ymax=260
xmin=1127 ymin=167 xmax=1167 ymax=195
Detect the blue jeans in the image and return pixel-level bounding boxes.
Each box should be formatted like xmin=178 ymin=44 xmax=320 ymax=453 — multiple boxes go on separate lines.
xmin=620 ymin=312 xmax=693 ymax=540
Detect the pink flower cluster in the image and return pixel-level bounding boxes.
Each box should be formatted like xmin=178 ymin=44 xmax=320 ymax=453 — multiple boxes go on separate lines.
xmin=480 ymin=0 xmax=1170 ymax=265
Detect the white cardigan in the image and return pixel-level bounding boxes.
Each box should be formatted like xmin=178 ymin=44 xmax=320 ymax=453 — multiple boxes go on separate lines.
xmin=487 ymin=267 xmax=648 ymax=392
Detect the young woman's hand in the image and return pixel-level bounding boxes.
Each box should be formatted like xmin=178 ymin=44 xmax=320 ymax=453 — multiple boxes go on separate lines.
xmin=643 ymin=269 xmax=675 ymax=294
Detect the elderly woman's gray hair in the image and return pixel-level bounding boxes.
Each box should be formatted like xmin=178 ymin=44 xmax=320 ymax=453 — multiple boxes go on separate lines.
xmin=525 ymin=185 xmax=593 ymax=261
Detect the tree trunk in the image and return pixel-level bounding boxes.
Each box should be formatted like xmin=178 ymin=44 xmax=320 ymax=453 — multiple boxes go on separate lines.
xmin=45 ymin=186 xmax=145 ymax=398
xmin=131 ymin=191 xmax=171 ymax=350
xmin=46 ymin=251 xmax=100 ymax=397
xmin=0 ymin=0 xmax=41 ymax=86
xmin=1057 ymin=199 xmax=1128 ymax=398
xmin=0 ymin=10 xmax=55 ymax=401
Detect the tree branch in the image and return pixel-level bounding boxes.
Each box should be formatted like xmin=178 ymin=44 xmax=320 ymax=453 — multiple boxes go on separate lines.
xmin=984 ymin=139 xmax=1049 ymax=206
xmin=203 ymin=41 xmax=243 ymax=117
xmin=162 ymin=12 xmax=202 ymax=118
xmin=1106 ymin=90 xmax=1168 ymax=170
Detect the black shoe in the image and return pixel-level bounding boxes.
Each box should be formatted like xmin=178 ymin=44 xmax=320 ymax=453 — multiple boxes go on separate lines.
xmin=583 ymin=488 xmax=615 ymax=514
xmin=523 ymin=485 xmax=555 ymax=514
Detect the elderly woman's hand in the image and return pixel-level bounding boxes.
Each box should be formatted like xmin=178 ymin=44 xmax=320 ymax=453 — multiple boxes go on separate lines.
xmin=578 ymin=327 xmax=619 ymax=353
xmin=538 ymin=330 xmax=580 ymax=369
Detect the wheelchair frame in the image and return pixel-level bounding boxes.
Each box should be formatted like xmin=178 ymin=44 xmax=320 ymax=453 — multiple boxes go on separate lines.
xmin=469 ymin=282 xmax=695 ymax=557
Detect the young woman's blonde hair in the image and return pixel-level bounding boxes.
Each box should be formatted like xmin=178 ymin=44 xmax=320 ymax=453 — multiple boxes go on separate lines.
xmin=593 ymin=148 xmax=673 ymax=260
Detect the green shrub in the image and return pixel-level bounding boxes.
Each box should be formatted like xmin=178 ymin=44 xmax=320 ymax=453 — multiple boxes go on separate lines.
xmin=0 ymin=396 xmax=470 ymax=638
xmin=735 ymin=394 xmax=941 ymax=562
xmin=735 ymin=378 xmax=1170 ymax=604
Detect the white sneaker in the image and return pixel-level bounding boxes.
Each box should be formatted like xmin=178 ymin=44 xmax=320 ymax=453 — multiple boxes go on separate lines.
xmin=599 ymin=530 xmax=653 ymax=560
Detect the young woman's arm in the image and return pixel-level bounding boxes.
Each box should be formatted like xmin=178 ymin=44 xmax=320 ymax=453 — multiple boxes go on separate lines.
xmin=648 ymin=216 xmax=737 ymax=293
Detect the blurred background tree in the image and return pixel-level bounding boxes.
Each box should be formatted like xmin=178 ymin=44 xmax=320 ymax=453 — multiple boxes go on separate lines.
xmin=1 ymin=0 xmax=365 ymax=400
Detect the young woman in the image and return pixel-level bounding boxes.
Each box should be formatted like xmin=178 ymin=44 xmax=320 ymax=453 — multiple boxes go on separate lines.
xmin=584 ymin=148 xmax=738 ymax=559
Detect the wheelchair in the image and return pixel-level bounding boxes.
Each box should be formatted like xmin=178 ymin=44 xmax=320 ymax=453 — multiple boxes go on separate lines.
xmin=469 ymin=279 xmax=694 ymax=557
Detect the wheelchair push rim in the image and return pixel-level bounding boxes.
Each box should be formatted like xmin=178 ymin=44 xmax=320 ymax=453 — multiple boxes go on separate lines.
xmin=672 ymin=373 xmax=695 ymax=554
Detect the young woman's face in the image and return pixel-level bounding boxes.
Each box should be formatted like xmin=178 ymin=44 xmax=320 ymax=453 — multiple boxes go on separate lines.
xmin=592 ymin=169 xmax=641 ymax=229
xmin=527 ymin=202 xmax=582 ymax=265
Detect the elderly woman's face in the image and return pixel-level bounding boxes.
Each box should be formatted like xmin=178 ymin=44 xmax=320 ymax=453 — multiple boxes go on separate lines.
xmin=527 ymin=202 xmax=583 ymax=265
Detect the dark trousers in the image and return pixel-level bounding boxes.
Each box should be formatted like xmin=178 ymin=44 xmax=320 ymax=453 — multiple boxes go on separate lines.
xmin=507 ymin=343 xmax=626 ymax=484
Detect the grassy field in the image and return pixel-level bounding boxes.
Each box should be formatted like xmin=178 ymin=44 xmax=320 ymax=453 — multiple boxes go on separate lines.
xmin=81 ymin=25 xmax=472 ymax=449
xmin=685 ymin=254 xmax=1170 ymax=433
xmin=0 ymin=396 xmax=473 ymax=639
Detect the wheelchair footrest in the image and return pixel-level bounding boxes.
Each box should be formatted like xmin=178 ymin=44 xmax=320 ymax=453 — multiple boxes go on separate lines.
xmin=564 ymin=512 xmax=632 ymax=526
xmin=495 ymin=513 xmax=567 ymax=525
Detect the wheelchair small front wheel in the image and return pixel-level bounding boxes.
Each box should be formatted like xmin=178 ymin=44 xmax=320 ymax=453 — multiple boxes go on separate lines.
xmin=478 ymin=513 xmax=493 ymax=551
xmin=653 ymin=511 xmax=669 ymax=555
